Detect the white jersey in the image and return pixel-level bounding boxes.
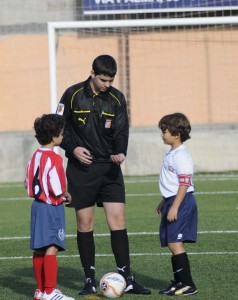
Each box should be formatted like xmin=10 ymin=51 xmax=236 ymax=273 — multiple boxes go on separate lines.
xmin=159 ymin=144 xmax=195 ymax=198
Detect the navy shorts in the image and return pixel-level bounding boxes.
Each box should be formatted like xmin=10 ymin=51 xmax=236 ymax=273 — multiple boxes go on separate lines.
xmin=66 ymin=159 xmax=126 ymax=209
xmin=30 ymin=200 xmax=66 ymax=251
xmin=160 ymin=193 xmax=198 ymax=247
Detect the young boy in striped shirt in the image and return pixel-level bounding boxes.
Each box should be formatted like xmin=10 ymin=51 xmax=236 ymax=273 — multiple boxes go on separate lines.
xmin=25 ymin=114 xmax=74 ymax=300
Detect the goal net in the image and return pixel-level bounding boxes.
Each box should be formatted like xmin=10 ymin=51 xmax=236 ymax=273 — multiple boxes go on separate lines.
xmin=48 ymin=16 xmax=238 ymax=128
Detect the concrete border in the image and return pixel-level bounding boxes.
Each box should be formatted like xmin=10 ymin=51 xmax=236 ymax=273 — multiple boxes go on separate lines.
xmin=0 ymin=124 xmax=237 ymax=182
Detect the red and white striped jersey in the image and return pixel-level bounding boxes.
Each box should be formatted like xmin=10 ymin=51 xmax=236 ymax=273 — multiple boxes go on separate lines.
xmin=26 ymin=148 xmax=66 ymax=205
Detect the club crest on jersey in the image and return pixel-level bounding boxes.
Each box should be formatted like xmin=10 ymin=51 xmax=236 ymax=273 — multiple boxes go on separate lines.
xmin=105 ymin=119 xmax=112 ymax=128
xmin=58 ymin=229 xmax=65 ymax=241
xmin=56 ymin=103 xmax=65 ymax=115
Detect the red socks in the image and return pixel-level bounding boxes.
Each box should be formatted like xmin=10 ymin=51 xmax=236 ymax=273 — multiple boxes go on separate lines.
xmin=33 ymin=253 xmax=45 ymax=292
xmin=44 ymin=254 xmax=58 ymax=294
xmin=33 ymin=253 xmax=58 ymax=294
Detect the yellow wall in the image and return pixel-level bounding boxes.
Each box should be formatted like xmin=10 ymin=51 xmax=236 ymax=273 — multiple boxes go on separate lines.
xmin=1 ymin=29 xmax=238 ymax=131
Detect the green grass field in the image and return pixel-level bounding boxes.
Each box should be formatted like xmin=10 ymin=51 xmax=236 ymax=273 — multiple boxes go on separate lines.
xmin=0 ymin=173 xmax=238 ymax=300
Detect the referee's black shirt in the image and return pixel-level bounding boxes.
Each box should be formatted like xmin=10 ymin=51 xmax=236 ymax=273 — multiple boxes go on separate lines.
xmin=58 ymin=77 xmax=129 ymax=162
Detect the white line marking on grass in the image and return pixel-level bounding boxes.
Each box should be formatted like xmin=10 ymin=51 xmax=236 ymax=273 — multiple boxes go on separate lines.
xmin=125 ymin=178 xmax=238 ymax=183
xmin=0 ymin=197 xmax=30 ymax=200
xmin=1 ymin=230 xmax=238 ymax=241
xmin=59 ymin=251 xmax=238 ymax=257
xmin=197 ymin=230 xmax=238 ymax=234
xmin=1 ymin=174 xmax=238 ymax=188
xmin=1 ymin=190 xmax=238 ymax=201
xmin=0 ymin=184 xmax=24 ymax=188
xmin=125 ymin=191 xmax=238 ymax=197
xmin=1 ymin=251 xmax=238 ymax=261
xmin=196 ymin=191 xmax=238 ymax=195
xmin=126 ymin=175 xmax=238 ymax=183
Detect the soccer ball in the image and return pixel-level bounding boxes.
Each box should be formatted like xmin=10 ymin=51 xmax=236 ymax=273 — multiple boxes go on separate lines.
xmin=100 ymin=272 xmax=126 ymax=298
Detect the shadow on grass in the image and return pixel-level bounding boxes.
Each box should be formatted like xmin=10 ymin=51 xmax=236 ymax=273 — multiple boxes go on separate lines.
xmin=0 ymin=265 xmax=83 ymax=299
xmin=1 ymin=264 xmax=168 ymax=298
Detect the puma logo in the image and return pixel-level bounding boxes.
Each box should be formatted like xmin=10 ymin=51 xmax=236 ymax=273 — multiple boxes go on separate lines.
xmin=118 ymin=266 xmax=126 ymax=273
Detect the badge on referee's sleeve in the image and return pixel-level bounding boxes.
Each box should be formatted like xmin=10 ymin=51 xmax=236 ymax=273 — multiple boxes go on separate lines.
xmin=56 ymin=103 xmax=65 ymax=115
xmin=105 ymin=119 xmax=112 ymax=128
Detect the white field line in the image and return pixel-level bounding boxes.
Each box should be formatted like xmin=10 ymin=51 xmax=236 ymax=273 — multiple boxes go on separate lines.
xmin=1 ymin=230 xmax=238 ymax=241
xmin=1 ymin=190 xmax=238 ymax=201
xmin=125 ymin=191 xmax=238 ymax=197
xmin=1 ymin=231 xmax=238 ymax=260
xmin=126 ymin=177 xmax=238 ymax=183
xmin=1 ymin=251 xmax=238 ymax=261
xmin=1 ymin=174 xmax=238 ymax=188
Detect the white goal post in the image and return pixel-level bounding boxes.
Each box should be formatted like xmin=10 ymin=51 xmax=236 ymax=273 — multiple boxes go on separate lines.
xmin=47 ymin=16 xmax=238 ymax=115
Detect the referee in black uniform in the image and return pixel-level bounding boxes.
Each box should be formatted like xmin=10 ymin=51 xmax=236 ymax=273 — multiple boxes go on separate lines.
xmin=57 ymin=55 xmax=151 ymax=296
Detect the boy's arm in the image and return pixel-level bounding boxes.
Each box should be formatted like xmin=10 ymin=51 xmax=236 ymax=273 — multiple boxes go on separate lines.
xmin=167 ymin=185 xmax=188 ymax=222
xmin=156 ymin=197 xmax=166 ymax=216
xmin=62 ymin=191 xmax=72 ymax=204
xmin=56 ymin=89 xmax=79 ymax=154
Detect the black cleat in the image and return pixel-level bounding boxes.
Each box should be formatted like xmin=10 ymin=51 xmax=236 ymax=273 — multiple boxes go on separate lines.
xmin=124 ymin=275 xmax=151 ymax=295
xmin=159 ymin=281 xmax=197 ymax=296
xmin=78 ymin=278 xmax=97 ymax=295
xmin=174 ymin=282 xmax=197 ymax=296
xmin=159 ymin=280 xmax=177 ymax=295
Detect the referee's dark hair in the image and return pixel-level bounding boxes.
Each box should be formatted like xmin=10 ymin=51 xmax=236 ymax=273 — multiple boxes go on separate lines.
xmin=34 ymin=114 xmax=65 ymax=145
xmin=158 ymin=112 xmax=191 ymax=142
xmin=92 ymin=54 xmax=117 ymax=77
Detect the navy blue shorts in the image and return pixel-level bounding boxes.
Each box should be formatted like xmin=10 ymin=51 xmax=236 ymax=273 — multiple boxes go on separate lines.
xmin=66 ymin=159 xmax=125 ymax=209
xmin=30 ymin=200 xmax=66 ymax=251
xmin=160 ymin=193 xmax=198 ymax=247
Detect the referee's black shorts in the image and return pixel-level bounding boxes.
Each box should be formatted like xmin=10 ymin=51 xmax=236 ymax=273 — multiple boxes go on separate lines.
xmin=66 ymin=158 xmax=126 ymax=209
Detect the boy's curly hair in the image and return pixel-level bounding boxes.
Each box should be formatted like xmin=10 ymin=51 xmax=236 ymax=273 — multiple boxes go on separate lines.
xmin=158 ymin=112 xmax=191 ymax=142
xmin=34 ymin=114 xmax=65 ymax=145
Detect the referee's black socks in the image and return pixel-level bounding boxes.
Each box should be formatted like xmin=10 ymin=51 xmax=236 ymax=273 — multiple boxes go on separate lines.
xmin=77 ymin=231 xmax=95 ymax=282
xmin=111 ymin=229 xmax=130 ymax=279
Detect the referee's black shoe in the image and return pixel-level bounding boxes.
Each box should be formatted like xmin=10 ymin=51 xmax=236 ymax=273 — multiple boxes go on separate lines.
xmin=124 ymin=275 xmax=151 ymax=295
xmin=78 ymin=278 xmax=97 ymax=295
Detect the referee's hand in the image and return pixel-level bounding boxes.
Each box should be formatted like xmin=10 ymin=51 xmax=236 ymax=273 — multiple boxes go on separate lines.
xmin=73 ymin=146 xmax=93 ymax=164
xmin=110 ymin=153 xmax=125 ymax=165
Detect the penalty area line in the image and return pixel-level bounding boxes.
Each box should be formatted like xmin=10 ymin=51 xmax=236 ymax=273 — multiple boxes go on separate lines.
xmin=1 ymin=190 xmax=238 ymax=201
xmin=1 ymin=230 xmax=238 ymax=241
xmin=1 ymin=251 xmax=238 ymax=261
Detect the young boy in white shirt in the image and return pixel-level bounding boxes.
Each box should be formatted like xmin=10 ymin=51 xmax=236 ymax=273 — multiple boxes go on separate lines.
xmin=157 ymin=112 xmax=197 ymax=296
